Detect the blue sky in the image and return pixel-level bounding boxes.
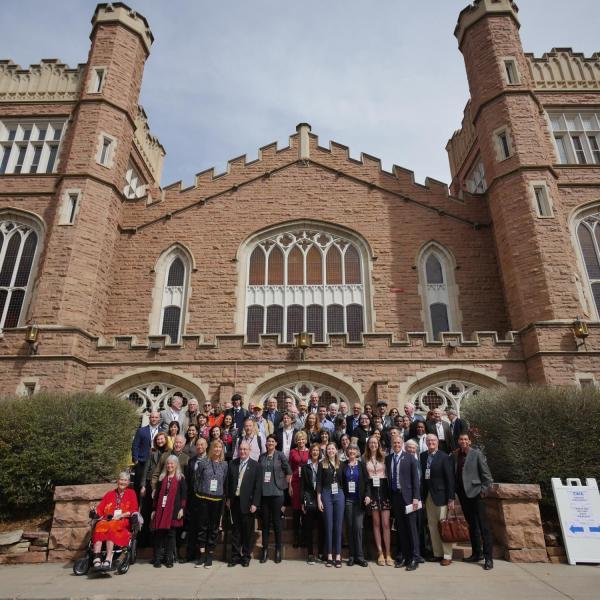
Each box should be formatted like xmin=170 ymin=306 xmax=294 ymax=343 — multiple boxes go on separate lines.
xmin=2 ymin=1 xmax=599 ymax=187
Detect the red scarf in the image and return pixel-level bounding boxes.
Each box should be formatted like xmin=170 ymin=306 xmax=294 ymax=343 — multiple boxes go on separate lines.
xmin=154 ymin=475 xmax=180 ymax=530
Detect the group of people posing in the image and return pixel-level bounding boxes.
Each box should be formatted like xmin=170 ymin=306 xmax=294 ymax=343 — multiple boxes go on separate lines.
xmin=125 ymin=392 xmax=494 ymax=571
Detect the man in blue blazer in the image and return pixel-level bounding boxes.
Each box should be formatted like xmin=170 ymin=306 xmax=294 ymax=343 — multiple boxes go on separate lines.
xmin=131 ymin=411 xmax=160 ymax=497
xmin=386 ymin=435 xmax=421 ymax=571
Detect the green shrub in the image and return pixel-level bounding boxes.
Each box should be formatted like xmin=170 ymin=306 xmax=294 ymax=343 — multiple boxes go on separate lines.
xmin=0 ymin=392 xmax=138 ymax=515
xmin=462 ymin=385 xmax=600 ymax=504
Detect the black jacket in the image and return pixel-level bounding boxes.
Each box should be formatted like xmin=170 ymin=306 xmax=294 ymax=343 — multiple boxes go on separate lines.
xmin=258 ymin=450 xmax=292 ymax=490
xmin=227 ymin=457 xmax=262 ymax=513
xmin=385 ymin=451 xmax=421 ymax=506
xmin=341 ymin=461 xmax=369 ymax=504
xmin=275 ymin=428 xmax=297 ymax=454
xmin=316 ymin=460 xmax=344 ymax=494
xmin=420 ymin=450 xmax=455 ymax=506
xmin=300 ymin=461 xmax=320 ymax=508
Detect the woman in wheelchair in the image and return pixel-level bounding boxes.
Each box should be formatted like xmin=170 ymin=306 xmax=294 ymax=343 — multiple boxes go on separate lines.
xmin=92 ymin=472 xmax=139 ymax=569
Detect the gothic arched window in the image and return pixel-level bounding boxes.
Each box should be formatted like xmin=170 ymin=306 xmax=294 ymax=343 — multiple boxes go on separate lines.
xmin=0 ymin=219 xmax=40 ymax=329
xmin=151 ymin=247 xmax=192 ymax=344
xmin=419 ymin=243 xmax=460 ymax=340
xmin=576 ymin=210 xmax=600 ymax=317
xmin=245 ymin=227 xmax=368 ymax=342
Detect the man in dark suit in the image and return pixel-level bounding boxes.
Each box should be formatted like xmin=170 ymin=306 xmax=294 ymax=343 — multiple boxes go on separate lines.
xmin=386 ymin=436 xmax=421 ymax=571
xmin=447 ymin=409 xmax=468 ymax=448
xmin=131 ymin=411 xmax=160 ymax=498
xmin=426 ymin=408 xmax=455 ymax=453
xmin=421 ymin=433 xmax=455 ymax=566
xmin=346 ymin=402 xmax=362 ymax=436
xmin=264 ymin=396 xmax=282 ymax=430
xmin=226 ymin=440 xmax=262 ymax=567
xmin=226 ymin=393 xmax=250 ymax=431
xmin=454 ymin=432 xmax=494 ymax=570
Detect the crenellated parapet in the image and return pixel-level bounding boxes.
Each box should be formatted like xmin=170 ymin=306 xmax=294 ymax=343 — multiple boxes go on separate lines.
xmin=526 ymin=48 xmax=600 ymax=90
xmin=446 ymin=101 xmax=476 ymax=181
xmin=0 ymin=59 xmax=84 ymax=103
xmin=133 ymin=105 xmax=165 ymax=184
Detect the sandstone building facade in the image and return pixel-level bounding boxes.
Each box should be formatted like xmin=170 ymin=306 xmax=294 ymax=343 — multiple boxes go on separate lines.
xmin=1 ymin=0 xmax=599 ymax=420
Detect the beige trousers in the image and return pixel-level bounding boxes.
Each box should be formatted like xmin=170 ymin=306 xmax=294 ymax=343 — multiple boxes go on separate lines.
xmin=425 ymin=495 xmax=453 ymax=560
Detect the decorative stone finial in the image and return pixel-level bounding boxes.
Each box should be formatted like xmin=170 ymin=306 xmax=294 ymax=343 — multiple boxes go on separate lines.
xmin=92 ymin=2 xmax=154 ymax=54
xmin=455 ymin=0 xmax=519 ymax=47
xmin=296 ymin=123 xmax=311 ymax=160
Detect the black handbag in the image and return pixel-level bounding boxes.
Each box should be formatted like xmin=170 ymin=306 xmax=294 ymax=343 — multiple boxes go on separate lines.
xmin=303 ymin=491 xmax=317 ymax=510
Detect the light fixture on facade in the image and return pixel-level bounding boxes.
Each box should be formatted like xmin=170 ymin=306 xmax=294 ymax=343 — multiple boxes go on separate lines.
xmin=572 ymin=316 xmax=589 ymax=351
xmin=25 ymin=324 xmax=39 ymax=355
xmin=295 ymin=331 xmax=312 ymax=360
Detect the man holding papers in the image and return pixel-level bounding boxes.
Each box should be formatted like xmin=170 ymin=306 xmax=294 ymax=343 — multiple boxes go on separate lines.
xmin=385 ymin=435 xmax=421 ymax=570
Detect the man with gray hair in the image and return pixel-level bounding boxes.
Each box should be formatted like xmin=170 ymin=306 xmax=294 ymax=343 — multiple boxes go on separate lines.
xmin=160 ymin=393 xmax=186 ymax=432
xmin=183 ymin=398 xmax=200 ymax=431
xmin=447 ymin=408 xmax=468 ymax=448
xmin=421 ymin=434 xmax=455 ymax=566
xmin=152 ymin=434 xmax=189 ymax=492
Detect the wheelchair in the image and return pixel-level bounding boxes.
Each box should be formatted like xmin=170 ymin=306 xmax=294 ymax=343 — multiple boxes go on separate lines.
xmin=72 ymin=509 xmax=140 ymax=576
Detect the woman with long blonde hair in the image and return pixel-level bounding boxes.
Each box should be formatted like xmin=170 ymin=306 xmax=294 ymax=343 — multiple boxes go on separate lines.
xmin=193 ymin=439 xmax=228 ymax=568
xmin=364 ymin=435 xmax=393 ymax=566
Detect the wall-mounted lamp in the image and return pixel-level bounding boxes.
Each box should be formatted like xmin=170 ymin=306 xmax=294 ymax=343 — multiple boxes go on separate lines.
xmin=572 ymin=316 xmax=589 ymax=351
xmin=295 ymin=331 xmax=312 ymax=360
xmin=25 ymin=324 xmax=39 ymax=355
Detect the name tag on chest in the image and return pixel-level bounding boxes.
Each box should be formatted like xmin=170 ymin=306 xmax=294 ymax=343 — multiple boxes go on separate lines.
xmin=113 ymin=509 xmax=122 ymax=519
xmin=348 ymin=481 xmax=356 ymax=494
xmin=425 ymin=468 xmax=431 ymax=480
xmin=161 ymin=495 xmax=167 ymax=508
xmin=372 ymin=477 xmax=380 ymax=488
xmin=331 ymin=482 xmax=339 ymax=495
xmin=264 ymin=471 xmax=272 ymax=484
xmin=210 ymin=479 xmax=218 ymax=492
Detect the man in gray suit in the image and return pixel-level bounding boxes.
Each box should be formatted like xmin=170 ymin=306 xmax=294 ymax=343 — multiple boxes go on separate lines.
xmin=454 ymin=432 xmax=494 ymax=570
xmin=160 ymin=393 xmax=186 ymax=432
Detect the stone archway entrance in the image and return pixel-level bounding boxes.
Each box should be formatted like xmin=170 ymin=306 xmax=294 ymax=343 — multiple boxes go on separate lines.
xmin=247 ymin=367 xmax=362 ymax=410
xmin=101 ymin=369 xmax=206 ymax=425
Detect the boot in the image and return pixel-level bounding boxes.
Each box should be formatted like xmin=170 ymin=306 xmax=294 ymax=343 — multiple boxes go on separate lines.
xmin=260 ymin=547 xmax=268 ymax=563
xmin=204 ymin=552 xmax=213 ymax=569
xmin=274 ymin=546 xmax=282 ymax=564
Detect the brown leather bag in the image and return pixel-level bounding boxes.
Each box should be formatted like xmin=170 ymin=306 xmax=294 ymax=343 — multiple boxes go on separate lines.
xmin=438 ymin=510 xmax=470 ymax=543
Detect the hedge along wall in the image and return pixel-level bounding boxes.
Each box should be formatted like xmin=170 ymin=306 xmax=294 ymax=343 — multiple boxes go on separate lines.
xmin=461 ymin=385 xmax=600 ymax=505
xmin=0 ymin=392 xmax=138 ymax=516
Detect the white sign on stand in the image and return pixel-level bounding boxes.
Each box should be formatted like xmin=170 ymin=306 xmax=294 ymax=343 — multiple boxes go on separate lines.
xmin=552 ymin=478 xmax=600 ymax=565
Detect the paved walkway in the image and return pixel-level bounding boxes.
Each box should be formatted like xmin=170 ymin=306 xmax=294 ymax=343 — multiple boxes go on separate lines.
xmin=0 ymin=560 xmax=599 ymax=600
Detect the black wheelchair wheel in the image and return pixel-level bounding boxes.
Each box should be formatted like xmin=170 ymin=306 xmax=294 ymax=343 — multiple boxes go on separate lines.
xmin=130 ymin=539 xmax=137 ymax=565
xmin=73 ymin=557 xmax=90 ymax=576
xmin=116 ymin=553 xmax=130 ymax=575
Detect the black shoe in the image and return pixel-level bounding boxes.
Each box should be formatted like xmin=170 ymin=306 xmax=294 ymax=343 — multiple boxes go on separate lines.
xmin=153 ymin=560 xmax=162 ymax=568
xmin=196 ymin=552 xmax=205 ymax=566
xmin=464 ymin=554 xmax=484 ymax=563
xmin=260 ymin=548 xmax=268 ymax=563
xmin=416 ymin=557 xmax=425 ymax=564
xmin=274 ymin=548 xmax=282 ymax=564
xmin=307 ymin=555 xmax=316 ymax=565
xmin=204 ymin=553 xmax=213 ymax=569
xmin=394 ymin=559 xmax=404 ymax=568
xmin=165 ymin=561 xmax=174 ymax=568
xmin=484 ymin=558 xmax=494 ymax=570
xmin=227 ymin=560 xmax=238 ymax=567
xmin=405 ymin=560 xmax=418 ymax=571
xmin=356 ymin=558 xmax=368 ymax=567
xmin=242 ymin=558 xmax=250 ymax=567
xmin=347 ymin=557 xmax=354 ymax=566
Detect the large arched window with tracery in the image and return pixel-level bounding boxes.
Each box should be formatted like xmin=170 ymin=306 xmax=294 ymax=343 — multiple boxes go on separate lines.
xmin=245 ymin=228 xmax=368 ymax=343
xmin=576 ymin=210 xmax=600 ymax=317
xmin=0 ymin=219 xmax=40 ymax=329
xmin=418 ymin=243 xmax=460 ymax=340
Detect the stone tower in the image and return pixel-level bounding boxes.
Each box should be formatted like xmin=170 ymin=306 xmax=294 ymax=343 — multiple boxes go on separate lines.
xmin=454 ymin=0 xmax=582 ymax=330
xmin=31 ymin=3 xmax=154 ymax=334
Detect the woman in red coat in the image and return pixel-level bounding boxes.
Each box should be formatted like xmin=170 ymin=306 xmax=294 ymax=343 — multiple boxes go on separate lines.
xmin=288 ymin=430 xmax=310 ymax=548
xmin=92 ymin=472 xmax=139 ymax=569
xmin=151 ymin=454 xmax=187 ymax=568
